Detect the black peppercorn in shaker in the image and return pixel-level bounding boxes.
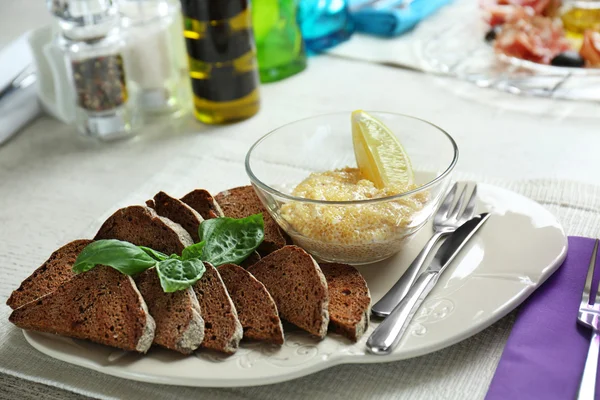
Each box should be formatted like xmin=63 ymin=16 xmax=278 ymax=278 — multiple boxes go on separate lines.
xmin=181 ymin=0 xmax=260 ymax=124
xmin=49 ymin=0 xmax=142 ymax=140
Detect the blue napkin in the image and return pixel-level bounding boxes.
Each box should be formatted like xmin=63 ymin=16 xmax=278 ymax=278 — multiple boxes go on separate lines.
xmin=349 ymin=0 xmax=453 ymax=37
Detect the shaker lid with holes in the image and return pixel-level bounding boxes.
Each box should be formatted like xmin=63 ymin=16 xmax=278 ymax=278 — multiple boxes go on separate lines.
xmin=48 ymin=0 xmax=120 ymax=40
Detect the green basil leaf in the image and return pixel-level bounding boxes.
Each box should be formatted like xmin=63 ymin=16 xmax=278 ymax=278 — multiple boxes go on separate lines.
xmin=199 ymin=214 xmax=264 ymax=267
xmin=73 ymin=239 xmax=157 ymax=275
xmin=139 ymin=246 xmax=168 ymax=261
xmin=181 ymin=241 xmax=205 ymax=261
xmin=198 ymin=217 xmax=221 ymax=243
xmin=156 ymin=258 xmax=206 ymax=292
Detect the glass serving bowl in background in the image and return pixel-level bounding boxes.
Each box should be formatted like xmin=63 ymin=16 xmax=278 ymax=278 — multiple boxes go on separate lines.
xmin=245 ymin=112 xmax=459 ymax=265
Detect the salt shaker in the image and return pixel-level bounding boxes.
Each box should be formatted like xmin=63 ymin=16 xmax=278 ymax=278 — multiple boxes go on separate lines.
xmin=119 ymin=0 xmax=191 ymax=115
xmin=48 ymin=0 xmax=142 ymax=140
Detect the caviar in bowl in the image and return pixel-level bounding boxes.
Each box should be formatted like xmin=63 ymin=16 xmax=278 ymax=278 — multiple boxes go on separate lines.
xmin=245 ymin=112 xmax=459 ymax=265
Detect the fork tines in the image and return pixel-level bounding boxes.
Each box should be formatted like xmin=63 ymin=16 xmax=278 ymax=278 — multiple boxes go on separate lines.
xmin=581 ymin=239 xmax=600 ymax=308
xmin=442 ymin=183 xmax=478 ymax=222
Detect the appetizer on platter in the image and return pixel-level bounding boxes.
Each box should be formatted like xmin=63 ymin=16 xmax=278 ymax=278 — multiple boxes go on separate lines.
xmin=481 ymin=0 xmax=600 ymax=68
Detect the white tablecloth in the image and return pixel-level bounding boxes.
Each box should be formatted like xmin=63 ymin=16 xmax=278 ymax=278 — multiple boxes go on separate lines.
xmin=2 ymin=0 xmax=600 ymax=399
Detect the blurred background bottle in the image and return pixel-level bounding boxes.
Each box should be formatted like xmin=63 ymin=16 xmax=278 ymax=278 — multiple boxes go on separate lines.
xmin=298 ymin=0 xmax=354 ymax=53
xmin=252 ymin=0 xmax=307 ymax=83
xmin=48 ymin=0 xmax=142 ymax=140
xmin=119 ymin=0 xmax=191 ymax=116
xmin=181 ymin=0 xmax=260 ymax=124
xmin=560 ymin=0 xmax=600 ymax=38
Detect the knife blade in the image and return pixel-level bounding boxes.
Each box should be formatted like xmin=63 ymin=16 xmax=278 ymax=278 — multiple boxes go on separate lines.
xmin=366 ymin=213 xmax=491 ymax=355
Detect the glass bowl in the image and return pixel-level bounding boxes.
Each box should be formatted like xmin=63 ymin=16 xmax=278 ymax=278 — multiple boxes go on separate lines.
xmin=245 ymin=112 xmax=459 ymax=265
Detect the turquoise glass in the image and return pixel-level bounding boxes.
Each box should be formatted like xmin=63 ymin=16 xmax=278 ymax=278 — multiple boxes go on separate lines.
xmin=298 ymin=0 xmax=354 ymax=53
xmin=252 ymin=0 xmax=307 ymax=83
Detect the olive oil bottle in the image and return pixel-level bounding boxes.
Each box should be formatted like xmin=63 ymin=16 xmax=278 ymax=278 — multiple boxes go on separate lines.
xmin=181 ymin=0 xmax=260 ymax=124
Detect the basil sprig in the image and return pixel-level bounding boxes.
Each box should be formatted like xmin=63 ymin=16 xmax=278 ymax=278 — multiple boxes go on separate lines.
xmin=156 ymin=258 xmax=206 ymax=293
xmin=139 ymin=246 xmax=169 ymax=262
xmin=199 ymin=214 xmax=264 ymax=266
xmin=181 ymin=242 xmax=205 ymax=261
xmin=72 ymin=213 xmax=265 ymax=293
xmin=73 ymin=240 xmax=157 ymax=275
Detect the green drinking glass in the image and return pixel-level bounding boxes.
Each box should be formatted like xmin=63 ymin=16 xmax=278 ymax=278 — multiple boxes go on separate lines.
xmin=252 ymin=0 xmax=307 ymax=83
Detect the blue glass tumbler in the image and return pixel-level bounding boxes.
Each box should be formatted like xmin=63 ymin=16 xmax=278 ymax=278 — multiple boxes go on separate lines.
xmin=298 ymin=0 xmax=355 ymax=53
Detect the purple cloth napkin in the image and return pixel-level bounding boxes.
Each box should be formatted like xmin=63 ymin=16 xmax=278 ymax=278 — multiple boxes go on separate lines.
xmin=486 ymin=236 xmax=600 ymax=400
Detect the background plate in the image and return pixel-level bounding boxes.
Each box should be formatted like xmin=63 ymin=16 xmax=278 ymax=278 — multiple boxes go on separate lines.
xmin=421 ymin=20 xmax=600 ymax=102
xmin=23 ymin=182 xmax=567 ymax=387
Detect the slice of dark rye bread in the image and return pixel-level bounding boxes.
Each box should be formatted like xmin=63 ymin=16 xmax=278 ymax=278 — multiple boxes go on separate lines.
xmin=134 ymin=269 xmax=204 ymax=354
xmin=6 ymin=239 xmax=93 ymax=310
xmin=192 ymin=263 xmax=243 ymax=353
xmin=9 ymin=266 xmax=156 ymax=353
xmin=319 ymin=263 xmax=371 ymax=342
xmin=146 ymin=191 xmax=204 ymax=243
xmin=94 ymin=205 xmax=202 ymax=352
xmin=215 ymin=186 xmax=289 ymax=255
xmin=218 ymin=264 xmax=284 ymax=345
xmin=247 ymin=246 xmax=329 ymax=339
xmin=180 ymin=189 xmax=224 ymax=220
xmin=240 ymin=251 xmax=261 ymax=269
xmin=94 ymin=205 xmax=193 ymax=254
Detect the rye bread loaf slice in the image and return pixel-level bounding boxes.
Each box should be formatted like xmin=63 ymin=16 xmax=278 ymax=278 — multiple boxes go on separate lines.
xmin=6 ymin=239 xmax=93 ymax=310
xmin=95 ymin=205 xmax=193 ymax=255
xmin=94 ymin=205 xmax=203 ymax=353
xmin=192 ymin=263 xmax=242 ymax=354
xmin=240 ymin=251 xmax=261 ymax=269
xmin=180 ymin=189 xmax=224 ymax=220
xmin=247 ymin=246 xmax=329 ymax=339
xmin=9 ymin=266 xmax=155 ymax=353
xmin=134 ymin=268 xmax=204 ymax=354
xmin=320 ymin=263 xmax=371 ymax=342
xmin=215 ymin=186 xmax=288 ymax=255
xmin=148 ymin=191 xmax=204 ymax=243
xmin=218 ymin=264 xmax=284 ymax=345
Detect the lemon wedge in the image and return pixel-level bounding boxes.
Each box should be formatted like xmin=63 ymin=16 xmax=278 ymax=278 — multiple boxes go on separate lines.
xmin=351 ymin=110 xmax=414 ymax=189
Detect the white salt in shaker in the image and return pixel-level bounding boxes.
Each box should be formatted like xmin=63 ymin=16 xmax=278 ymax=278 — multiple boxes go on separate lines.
xmin=119 ymin=0 xmax=191 ymax=116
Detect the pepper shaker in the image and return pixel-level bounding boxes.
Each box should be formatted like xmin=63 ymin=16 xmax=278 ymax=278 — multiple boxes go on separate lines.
xmin=48 ymin=0 xmax=142 ymax=140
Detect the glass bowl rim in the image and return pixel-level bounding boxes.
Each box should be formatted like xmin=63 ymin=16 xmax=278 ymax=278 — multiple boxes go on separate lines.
xmin=245 ymin=111 xmax=459 ymax=206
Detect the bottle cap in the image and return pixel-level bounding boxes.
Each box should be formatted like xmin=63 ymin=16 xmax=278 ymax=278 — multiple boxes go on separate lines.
xmin=180 ymin=0 xmax=248 ymax=21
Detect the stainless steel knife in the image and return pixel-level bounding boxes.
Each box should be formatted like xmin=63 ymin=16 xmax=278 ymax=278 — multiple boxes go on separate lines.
xmin=366 ymin=213 xmax=491 ymax=355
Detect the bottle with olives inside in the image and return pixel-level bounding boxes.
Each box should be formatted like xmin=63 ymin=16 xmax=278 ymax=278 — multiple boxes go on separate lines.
xmin=181 ymin=0 xmax=260 ymax=124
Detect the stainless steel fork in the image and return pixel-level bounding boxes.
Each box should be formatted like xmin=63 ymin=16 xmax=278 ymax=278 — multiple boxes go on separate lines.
xmin=577 ymin=239 xmax=600 ymax=400
xmin=372 ymin=182 xmax=478 ymax=317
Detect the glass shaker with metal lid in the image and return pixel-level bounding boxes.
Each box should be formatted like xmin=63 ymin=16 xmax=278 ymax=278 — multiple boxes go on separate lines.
xmin=119 ymin=0 xmax=190 ymax=116
xmin=48 ymin=0 xmax=142 ymax=140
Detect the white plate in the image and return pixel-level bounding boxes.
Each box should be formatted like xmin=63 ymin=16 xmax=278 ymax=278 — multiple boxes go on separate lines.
xmin=23 ymin=182 xmax=567 ymax=387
